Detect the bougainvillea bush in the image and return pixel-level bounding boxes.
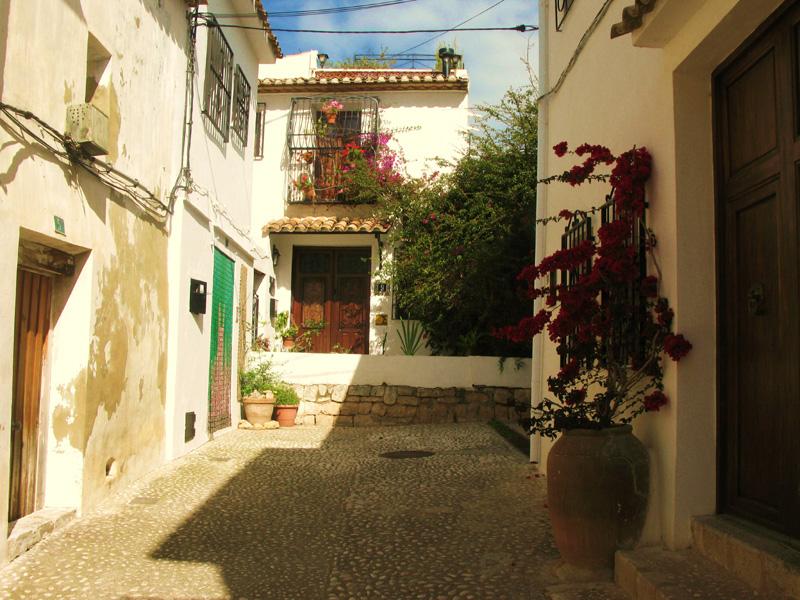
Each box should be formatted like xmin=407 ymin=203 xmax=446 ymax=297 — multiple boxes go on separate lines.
xmin=495 ymin=142 xmax=691 ymax=437
xmin=379 ymin=87 xmax=538 ymax=356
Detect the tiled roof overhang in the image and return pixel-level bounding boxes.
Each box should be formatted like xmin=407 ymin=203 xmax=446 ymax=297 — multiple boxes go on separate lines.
xmin=186 ymin=0 xmax=282 ymax=58
xmin=263 ymin=216 xmax=391 ymax=236
xmin=259 ymin=73 xmax=468 ymax=94
xmin=610 ymin=0 xmax=657 ymax=38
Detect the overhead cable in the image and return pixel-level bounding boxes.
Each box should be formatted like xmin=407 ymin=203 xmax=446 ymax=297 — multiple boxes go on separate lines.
xmin=211 ymin=0 xmax=420 ymax=18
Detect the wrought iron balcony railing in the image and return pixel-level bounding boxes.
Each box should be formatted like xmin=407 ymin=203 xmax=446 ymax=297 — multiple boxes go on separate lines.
xmin=286 ymin=96 xmax=380 ymax=203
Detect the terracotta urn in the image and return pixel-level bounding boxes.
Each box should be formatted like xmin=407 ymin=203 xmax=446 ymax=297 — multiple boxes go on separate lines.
xmin=546 ymin=424 xmax=649 ymax=570
xmin=274 ymin=405 xmax=298 ymax=428
xmin=242 ymin=391 xmax=275 ymax=426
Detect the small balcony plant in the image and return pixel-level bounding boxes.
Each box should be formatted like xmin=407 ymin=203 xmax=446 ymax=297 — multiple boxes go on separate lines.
xmin=293 ymin=172 xmax=315 ymax=201
xmin=320 ymin=99 xmax=344 ymax=124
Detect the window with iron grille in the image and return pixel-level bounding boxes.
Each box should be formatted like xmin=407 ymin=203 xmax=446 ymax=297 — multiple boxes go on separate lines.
xmin=203 ymin=20 xmax=233 ymax=140
xmin=286 ymin=96 xmax=380 ymax=203
xmin=555 ymin=0 xmax=575 ymax=31
xmin=232 ymin=66 xmax=251 ymax=145
xmin=254 ymin=102 xmax=266 ymax=159
xmin=556 ymin=213 xmax=593 ymax=367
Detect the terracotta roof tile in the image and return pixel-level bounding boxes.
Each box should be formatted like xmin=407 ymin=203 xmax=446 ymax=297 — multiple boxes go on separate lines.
xmin=263 ymin=216 xmax=390 ymax=236
xmin=259 ymin=69 xmax=468 ymax=91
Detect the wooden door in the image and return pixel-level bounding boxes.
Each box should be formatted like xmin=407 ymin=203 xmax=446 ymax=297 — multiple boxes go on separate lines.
xmin=9 ymin=270 xmax=52 ymax=521
xmin=292 ymin=247 xmax=370 ymax=354
xmin=715 ymin=0 xmax=800 ymax=538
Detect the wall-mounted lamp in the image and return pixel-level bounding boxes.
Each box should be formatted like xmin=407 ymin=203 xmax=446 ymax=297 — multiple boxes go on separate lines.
xmin=318 ymin=53 xmax=329 ymax=68
xmin=272 ymin=245 xmax=281 ymax=267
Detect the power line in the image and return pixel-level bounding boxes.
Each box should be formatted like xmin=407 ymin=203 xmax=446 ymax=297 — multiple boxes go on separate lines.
xmin=196 ymin=18 xmax=536 ymax=34
xmin=211 ymin=0 xmax=420 ymax=18
xmin=399 ymin=0 xmax=508 ymax=54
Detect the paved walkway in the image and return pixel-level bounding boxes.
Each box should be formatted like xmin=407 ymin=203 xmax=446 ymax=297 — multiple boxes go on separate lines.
xmin=0 ymin=423 xmax=569 ymax=599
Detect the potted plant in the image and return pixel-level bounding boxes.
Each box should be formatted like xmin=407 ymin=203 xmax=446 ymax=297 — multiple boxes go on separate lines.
xmin=295 ymin=318 xmax=326 ymax=352
xmin=320 ymin=99 xmax=343 ymax=124
xmin=239 ymin=361 xmax=276 ymax=426
xmin=300 ymin=150 xmax=314 ymax=164
xmin=274 ymin=311 xmax=299 ymax=350
xmin=270 ymin=382 xmax=300 ymax=427
xmin=496 ymin=143 xmax=692 ymax=571
xmin=293 ymin=172 xmax=315 ymax=201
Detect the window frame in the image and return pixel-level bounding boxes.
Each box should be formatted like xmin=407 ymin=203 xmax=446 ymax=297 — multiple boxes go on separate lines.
xmin=232 ymin=65 xmax=251 ymax=146
xmin=202 ymin=19 xmax=234 ymax=141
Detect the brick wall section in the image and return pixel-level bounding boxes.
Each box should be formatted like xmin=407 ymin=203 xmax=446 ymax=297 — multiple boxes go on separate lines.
xmin=290 ymin=384 xmax=531 ymax=427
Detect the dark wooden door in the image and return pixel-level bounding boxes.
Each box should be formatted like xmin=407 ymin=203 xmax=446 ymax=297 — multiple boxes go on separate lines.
xmin=715 ymin=1 xmax=800 ymax=538
xmin=292 ymin=247 xmax=370 ymax=354
xmin=9 ymin=269 xmax=51 ymax=521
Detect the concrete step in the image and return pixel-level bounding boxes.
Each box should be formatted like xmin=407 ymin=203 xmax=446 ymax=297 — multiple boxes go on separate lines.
xmin=615 ymin=546 xmax=783 ymax=599
xmin=546 ymin=581 xmax=630 ymax=599
xmin=692 ymin=515 xmax=800 ymax=599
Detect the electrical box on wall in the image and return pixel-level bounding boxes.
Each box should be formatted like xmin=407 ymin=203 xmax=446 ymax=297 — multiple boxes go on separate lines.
xmin=65 ymin=103 xmax=109 ymax=156
xmin=190 ymin=279 xmax=207 ymax=314
xmin=185 ymin=412 xmax=196 ymax=443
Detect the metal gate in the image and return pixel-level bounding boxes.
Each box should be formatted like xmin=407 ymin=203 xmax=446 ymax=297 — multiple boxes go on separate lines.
xmin=208 ymin=249 xmax=234 ymax=433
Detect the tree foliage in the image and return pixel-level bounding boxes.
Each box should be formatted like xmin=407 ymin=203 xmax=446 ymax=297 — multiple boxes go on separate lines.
xmin=378 ymin=86 xmax=538 ymax=356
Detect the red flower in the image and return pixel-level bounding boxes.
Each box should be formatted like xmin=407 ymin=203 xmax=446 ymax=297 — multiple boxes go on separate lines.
xmin=565 ymin=388 xmax=587 ymax=406
xmin=558 ymin=209 xmax=574 ymax=220
xmin=553 ymin=141 xmax=568 ymax=157
xmin=663 ymin=334 xmax=692 ymax=361
xmin=640 ymin=275 xmax=659 ymax=298
xmin=644 ymin=390 xmax=668 ymax=412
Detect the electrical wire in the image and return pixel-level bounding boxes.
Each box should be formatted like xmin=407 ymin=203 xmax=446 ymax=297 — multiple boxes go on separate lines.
xmin=398 ymin=0 xmax=508 ymax=54
xmin=195 ymin=18 xmax=536 ymax=34
xmin=0 ymin=102 xmax=169 ymax=220
xmin=212 ymin=1 xmax=420 ymax=18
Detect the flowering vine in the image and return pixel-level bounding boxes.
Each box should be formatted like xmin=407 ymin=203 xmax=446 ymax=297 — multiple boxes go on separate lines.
xmin=495 ymin=142 xmax=692 ymax=437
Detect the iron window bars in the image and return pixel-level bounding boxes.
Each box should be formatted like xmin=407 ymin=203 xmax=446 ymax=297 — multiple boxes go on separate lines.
xmin=254 ymin=102 xmax=266 ymax=159
xmin=555 ymin=0 xmax=575 ymax=31
xmin=286 ymin=96 xmax=380 ymax=203
xmin=232 ymin=66 xmax=251 ymax=146
xmin=556 ymin=198 xmax=648 ymax=368
xmin=203 ymin=18 xmax=233 ymax=141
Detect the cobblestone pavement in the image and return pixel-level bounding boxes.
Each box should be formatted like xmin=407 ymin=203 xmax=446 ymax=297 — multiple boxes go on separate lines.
xmin=0 ymin=423 xmax=569 ymax=599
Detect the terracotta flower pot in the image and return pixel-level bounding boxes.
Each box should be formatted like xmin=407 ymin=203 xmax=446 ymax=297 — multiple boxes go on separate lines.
xmin=546 ymin=424 xmax=649 ymax=570
xmin=282 ymin=337 xmax=295 ymax=350
xmin=326 ymin=113 xmax=337 ymax=124
xmin=303 ymin=187 xmax=316 ymax=201
xmin=242 ymin=391 xmax=275 ymax=425
xmin=274 ymin=405 xmax=298 ymax=427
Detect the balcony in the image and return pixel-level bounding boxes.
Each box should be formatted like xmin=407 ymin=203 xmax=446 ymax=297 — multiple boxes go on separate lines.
xmin=286 ymin=96 xmax=380 ymax=204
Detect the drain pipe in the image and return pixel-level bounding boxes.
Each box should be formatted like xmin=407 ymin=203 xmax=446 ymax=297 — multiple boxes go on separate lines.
xmin=530 ymin=0 xmax=549 ymax=466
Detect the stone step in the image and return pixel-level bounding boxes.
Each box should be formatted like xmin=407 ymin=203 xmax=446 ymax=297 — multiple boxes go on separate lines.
xmin=7 ymin=507 xmax=76 ymax=561
xmin=692 ymin=515 xmax=800 ymax=598
xmin=615 ymin=546 xmax=782 ymax=599
xmin=545 ymin=581 xmax=630 ymax=599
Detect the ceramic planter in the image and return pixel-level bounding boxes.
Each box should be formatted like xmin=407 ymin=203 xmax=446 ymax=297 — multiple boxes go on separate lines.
xmin=242 ymin=391 xmax=275 ymax=426
xmin=546 ymin=424 xmax=649 ymax=570
xmin=274 ymin=405 xmax=298 ymax=427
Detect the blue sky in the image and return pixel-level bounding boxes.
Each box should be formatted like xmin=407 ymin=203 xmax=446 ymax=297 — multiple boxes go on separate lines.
xmin=265 ymin=0 xmax=540 ymax=111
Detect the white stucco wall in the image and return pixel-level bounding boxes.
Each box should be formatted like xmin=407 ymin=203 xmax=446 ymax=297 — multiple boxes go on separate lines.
xmin=164 ymin=0 xmax=276 ymax=460
xmin=259 ymin=352 xmax=531 ymax=389
xmin=536 ymin=0 xmax=786 ymax=549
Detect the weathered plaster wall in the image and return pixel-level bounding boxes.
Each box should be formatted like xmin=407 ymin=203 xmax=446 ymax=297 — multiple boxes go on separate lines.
xmin=536 ymin=0 xmax=785 ymax=549
xmin=0 ymin=0 xmax=187 ymax=563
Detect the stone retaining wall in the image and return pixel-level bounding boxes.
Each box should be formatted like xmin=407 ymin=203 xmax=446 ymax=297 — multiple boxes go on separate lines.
xmin=289 ymin=384 xmax=531 ymax=427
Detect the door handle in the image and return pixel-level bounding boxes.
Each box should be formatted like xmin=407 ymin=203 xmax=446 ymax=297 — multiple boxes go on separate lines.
xmin=747 ymin=283 xmax=765 ymax=316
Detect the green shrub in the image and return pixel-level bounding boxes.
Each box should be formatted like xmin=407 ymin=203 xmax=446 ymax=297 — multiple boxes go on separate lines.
xmin=239 ymin=361 xmax=278 ymax=398
xmin=268 ymin=382 xmax=300 ymax=406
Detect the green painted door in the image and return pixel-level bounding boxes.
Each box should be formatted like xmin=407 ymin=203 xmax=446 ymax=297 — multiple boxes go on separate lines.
xmin=208 ymin=248 xmax=234 ymax=433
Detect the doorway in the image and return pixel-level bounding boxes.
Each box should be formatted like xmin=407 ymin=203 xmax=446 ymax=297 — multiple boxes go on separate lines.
xmin=9 ymin=270 xmax=52 ymax=521
xmin=291 ymin=247 xmax=371 ymax=354
xmin=715 ymin=0 xmax=800 ymax=538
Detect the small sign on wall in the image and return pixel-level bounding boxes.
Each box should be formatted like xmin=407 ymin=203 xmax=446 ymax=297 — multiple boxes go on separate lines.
xmin=54 ymin=215 xmax=66 ymax=236
xmin=374 ymin=313 xmax=388 ymax=326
